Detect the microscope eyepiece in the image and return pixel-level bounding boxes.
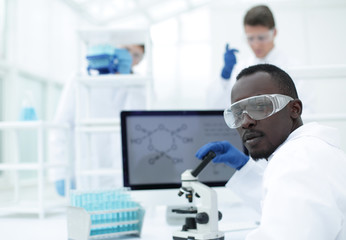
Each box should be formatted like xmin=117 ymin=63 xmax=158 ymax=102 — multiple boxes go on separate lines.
xmin=191 ymin=151 xmax=216 ymax=177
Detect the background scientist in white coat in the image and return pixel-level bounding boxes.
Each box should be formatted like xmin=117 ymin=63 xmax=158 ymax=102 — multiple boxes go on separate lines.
xmin=49 ymin=45 xmax=146 ymax=196
xmin=196 ymin=64 xmax=346 ymax=239
xmin=208 ymin=5 xmax=312 ymax=113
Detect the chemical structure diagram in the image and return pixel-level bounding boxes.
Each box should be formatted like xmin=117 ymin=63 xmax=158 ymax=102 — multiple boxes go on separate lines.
xmin=130 ymin=123 xmax=193 ymax=165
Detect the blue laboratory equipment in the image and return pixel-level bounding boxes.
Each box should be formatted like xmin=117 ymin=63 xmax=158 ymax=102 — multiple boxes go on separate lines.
xmin=67 ymin=188 xmax=145 ymax=240
xmin=86 ymin=44 xmax=118 ymax=75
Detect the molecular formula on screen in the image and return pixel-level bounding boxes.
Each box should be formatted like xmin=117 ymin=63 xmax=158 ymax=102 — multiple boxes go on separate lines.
xmin=130 ymin=124 xmax=193 ymax=165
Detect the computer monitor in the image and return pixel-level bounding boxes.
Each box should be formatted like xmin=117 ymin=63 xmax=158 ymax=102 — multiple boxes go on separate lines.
xmin=120 ymin=110 xmax=244 ymax=190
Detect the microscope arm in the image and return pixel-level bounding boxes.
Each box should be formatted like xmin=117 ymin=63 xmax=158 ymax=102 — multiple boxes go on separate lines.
xmin=180 ymin=152 xmax=220 ymax=232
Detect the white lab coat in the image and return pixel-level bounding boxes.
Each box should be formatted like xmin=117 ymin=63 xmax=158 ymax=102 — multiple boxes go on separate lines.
xmin=226 ymin=122 xmax=346 ymax=239
xmin=206 ymin=46 xmax=314 ymax=114
xmin=49 ymin=74 xmax=146 ymax=189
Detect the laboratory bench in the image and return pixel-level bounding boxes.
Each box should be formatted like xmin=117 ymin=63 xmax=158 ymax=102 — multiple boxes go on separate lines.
xmin=0 ymin=190 xmax=260 ymax=240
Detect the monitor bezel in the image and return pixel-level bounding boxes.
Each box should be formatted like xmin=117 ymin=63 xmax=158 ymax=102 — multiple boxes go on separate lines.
xmin=120 ymin=110 xmax=242 ymax=190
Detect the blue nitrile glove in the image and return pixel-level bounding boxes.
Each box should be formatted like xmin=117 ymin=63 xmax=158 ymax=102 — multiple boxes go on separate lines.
xmin=221 ymin=44 xmax=238 ymax=80
xmin=55 ymin=179 xmax=76 ymax=197
xmin=195 ymin=141 xmax=249 ymax=170
xmin=114 ymin=48 xmax=133 ymax=74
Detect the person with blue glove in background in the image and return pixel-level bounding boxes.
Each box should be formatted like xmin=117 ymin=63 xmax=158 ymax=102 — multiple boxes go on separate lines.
xmin=49 ymin=44 xmax=145 ymax=196
xmin=207 ymin=5 xmax=313 ymax=114
xmin=197 ymin=64 xmax=346 ymax=240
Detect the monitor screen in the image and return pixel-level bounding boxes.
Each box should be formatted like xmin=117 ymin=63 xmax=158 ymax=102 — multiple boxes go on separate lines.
xmin=120 ymin=110 xmax=244 ymax=190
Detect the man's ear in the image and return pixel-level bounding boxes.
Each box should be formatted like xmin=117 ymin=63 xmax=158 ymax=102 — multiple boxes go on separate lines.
xmin=290 ymin=99 xmax=303 ymax=119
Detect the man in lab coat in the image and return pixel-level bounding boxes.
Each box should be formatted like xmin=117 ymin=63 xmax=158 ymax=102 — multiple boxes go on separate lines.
xmin=49 ymin=45 xmax=146 ymax=196
xmin=196 ymin=64 xmax=346 ymax=239
xmin=208 ymin=5 xmax=312 ymax=113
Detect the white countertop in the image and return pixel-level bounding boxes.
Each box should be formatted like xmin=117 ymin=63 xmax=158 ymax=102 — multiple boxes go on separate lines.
xmin=0 ymin=188 xmax=260 ymax=240
xmin=0 ymin=204 xmax=259 ymax=240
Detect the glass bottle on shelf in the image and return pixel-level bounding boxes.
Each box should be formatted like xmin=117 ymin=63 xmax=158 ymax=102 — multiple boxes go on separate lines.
xmin=19 ymin=90 xmax=38 ymax=121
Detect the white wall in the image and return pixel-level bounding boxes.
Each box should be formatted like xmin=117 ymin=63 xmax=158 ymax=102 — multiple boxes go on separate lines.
xmin=150 ymin=8 xmax=212 ymax=109
xmin=6 ymin=0 xmax=81 ymax=80
xmin=0 ymin=0 xmax=92 ymax=122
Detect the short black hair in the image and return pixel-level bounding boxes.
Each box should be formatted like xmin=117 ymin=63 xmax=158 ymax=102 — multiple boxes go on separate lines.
xmin=138 ymin=44 xmax=145 ymax=53
xmin=244 ymin=5 xmax=275 ymax=29
xmin=236 ymin=64 xmax=299 ymax=99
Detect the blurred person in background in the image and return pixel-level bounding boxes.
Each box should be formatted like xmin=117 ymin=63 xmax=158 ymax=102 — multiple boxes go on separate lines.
xmin=49 ymin=45 xmax=146 ymax=196
xmin=208 ymin=5 xmax=312 ymax=113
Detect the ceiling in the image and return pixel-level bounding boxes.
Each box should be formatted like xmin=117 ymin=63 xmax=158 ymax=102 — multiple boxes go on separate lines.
xmin=61 ymin=0 xmax=213 ymax=26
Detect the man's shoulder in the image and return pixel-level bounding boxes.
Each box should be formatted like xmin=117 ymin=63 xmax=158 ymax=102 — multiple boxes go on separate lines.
xmin=270 ymin=123 xmax=343 ymax=168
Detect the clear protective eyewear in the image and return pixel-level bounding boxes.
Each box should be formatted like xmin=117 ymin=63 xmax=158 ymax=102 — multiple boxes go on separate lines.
xmin=131 ymin=52 xmax=144 ymax=61
xmin=224 ymin=94 xmax=294 ymax=129
xmin=246 ymin=29 xmax=274 ymax=44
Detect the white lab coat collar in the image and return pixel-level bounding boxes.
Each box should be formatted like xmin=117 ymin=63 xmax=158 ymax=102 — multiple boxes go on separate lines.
xmin=252 ymin=46 xmax=280 ymax=64
xmin=269 ymin=122 xmax=341 ymax=161
xmin=247 ymin=45 xmax=295 ymax=69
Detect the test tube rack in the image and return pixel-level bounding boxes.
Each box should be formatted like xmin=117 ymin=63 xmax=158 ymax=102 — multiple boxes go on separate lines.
xmin=67 ymin=189 xmax=145 ymax=240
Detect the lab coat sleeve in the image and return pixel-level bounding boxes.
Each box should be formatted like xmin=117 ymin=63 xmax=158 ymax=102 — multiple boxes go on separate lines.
xmin=121 ymin=87 xmax=147 ymax=110
xmin=226 ymin=159 xmax=266 ymax=213
xmin=245 ymin=146 xmax=342 ymax=240
xmin=48 ymin=77 xmax=76 ymax=181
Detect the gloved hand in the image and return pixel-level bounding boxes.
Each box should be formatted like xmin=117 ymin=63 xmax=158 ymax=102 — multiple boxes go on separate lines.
xmin=221 ymin=44 xmax=238 ymax=80
xmin=195 ymin=141 xmax=249 ymax=170
xmin=55 ymin=179 xmax=76 ymax=197
xmin=114 ymin=48 xmax=133 ymax=74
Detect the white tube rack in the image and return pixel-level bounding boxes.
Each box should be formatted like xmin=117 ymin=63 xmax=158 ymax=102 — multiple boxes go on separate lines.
xmin=67 ymin=188 xmax=145 ymax=240
xmin=67 ymin=206 xmax=145 ymax=240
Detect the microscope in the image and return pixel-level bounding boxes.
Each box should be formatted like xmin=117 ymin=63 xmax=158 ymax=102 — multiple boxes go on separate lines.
xmin=172 ymin=151 xmax=224 ymax=240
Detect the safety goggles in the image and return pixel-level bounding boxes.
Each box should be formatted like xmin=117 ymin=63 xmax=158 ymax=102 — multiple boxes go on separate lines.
xmin=125 ymin=47 xmax=144 ymax=61
xmin=131 ymin=52 xmax=144 ymax=61
xmin=224 ymin=94 xmax=294 ymax=128
xmin=246 ymin=29 xmax=274 ymax=44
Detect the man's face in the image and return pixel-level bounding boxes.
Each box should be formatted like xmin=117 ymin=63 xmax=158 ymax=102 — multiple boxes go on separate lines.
xmin=125 ymin=45 xmax=144 ymax=66
xmin=231 ymin=72 xmax=293 ymax=159
xmin=244 ymin=25 xmax=276 ymax=59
